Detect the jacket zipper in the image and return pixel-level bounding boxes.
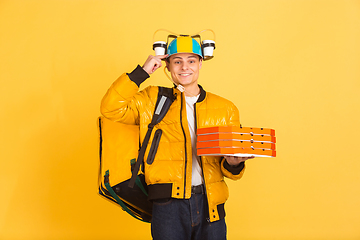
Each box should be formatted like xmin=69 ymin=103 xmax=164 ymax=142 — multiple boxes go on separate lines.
xmin=194 ymin=101 xmax=211 ymax=222
xmin=179 ymin=92 xmax=188 ymax=198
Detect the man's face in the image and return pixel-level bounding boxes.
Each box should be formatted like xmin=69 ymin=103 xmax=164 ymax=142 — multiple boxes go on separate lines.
xmin=166 ymin=53 xmax=202 ymax=88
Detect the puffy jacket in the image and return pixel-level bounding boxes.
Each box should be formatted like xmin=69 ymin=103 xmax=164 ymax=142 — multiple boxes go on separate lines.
xmin=100 ymin=65 xmax=246 ymax=222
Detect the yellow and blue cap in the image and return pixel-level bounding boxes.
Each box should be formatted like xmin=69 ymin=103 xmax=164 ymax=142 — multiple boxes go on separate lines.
xmin=167 ymin=36 xmax=203 ymax=59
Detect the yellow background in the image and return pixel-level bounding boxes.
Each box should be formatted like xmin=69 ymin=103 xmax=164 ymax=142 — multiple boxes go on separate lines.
xmin=1 ymin=0 xmax=359 ymax=239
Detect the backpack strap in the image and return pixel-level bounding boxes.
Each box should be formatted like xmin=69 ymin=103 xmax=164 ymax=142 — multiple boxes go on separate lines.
xmin=128 ymin=86 xmax=175 ymax=188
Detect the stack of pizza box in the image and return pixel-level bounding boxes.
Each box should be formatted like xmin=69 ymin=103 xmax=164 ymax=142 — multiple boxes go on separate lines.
xmin=196 ymin=126 xmax=276 ymax=157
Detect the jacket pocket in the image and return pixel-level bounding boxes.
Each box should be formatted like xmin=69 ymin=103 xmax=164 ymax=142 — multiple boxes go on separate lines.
xmin=146 ymin=129 xmax=162 ymax=165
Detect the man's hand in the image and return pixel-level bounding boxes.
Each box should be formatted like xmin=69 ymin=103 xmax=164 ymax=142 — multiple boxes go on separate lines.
xmin=225 ymin=156 xmax=255 ymax=166
xmin=142 ymin=55 xmax=168 ymax=75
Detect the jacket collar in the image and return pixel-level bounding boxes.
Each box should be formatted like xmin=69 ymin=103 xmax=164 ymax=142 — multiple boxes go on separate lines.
xmin=197 ymin=85 xmax=206 ymax=102
xmin=172 ymin=84 xmax=206 ymax=102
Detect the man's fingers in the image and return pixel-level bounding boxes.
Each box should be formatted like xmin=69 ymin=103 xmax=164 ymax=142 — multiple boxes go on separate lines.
xmin=143 ymin=55 xmax=166 ymax=74
xmin=224 ymin=155 xmax=255 ymax=165
xmin=156 ymin=54 xmax=169 ymax=60
xmin=152 ymin=61 xmax=162 ymax=72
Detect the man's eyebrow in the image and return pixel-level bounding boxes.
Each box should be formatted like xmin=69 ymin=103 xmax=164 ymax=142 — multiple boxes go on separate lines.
xmin=172 ymin=55 xmax=197 ymax=60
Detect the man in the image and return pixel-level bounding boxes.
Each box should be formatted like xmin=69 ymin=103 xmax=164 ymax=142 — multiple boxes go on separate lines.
xmin=101 ymin=36 xmax=253 ymax=240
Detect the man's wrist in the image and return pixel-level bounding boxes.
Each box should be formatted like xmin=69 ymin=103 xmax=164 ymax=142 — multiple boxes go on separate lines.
xmin=228 ymin=162 xmax=242 ymax=168
xmin=223 ymin=160 xmax=245 ymax=175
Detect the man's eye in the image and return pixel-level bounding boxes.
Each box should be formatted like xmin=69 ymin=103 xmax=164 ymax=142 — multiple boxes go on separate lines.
xmin=175 ymin=61 xmax=181 ymax=64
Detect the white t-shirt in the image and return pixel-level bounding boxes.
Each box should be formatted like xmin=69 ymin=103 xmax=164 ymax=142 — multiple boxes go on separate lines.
xmin=185 ymin=94 xmax=203 ymax=186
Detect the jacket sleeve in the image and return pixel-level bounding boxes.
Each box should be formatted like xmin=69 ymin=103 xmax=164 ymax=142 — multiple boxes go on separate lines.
xmin=100 ymin=65 xmax=150 ymax=125
xmin=221 ymin=159 xmax=245 ymax=180
xmin=220 ymin=101 xmax=246 ymax=180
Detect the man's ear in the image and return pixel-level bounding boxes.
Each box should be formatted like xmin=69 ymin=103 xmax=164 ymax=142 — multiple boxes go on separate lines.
xmin=199 ymin=58 xmax=203 ymax=70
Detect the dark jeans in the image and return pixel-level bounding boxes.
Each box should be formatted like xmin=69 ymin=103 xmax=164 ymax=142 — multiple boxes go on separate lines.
xmin=151 ymin=193 xmax=227 ymax=240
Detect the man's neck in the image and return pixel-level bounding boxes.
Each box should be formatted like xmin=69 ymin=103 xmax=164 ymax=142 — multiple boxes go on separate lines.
xmin=184 ymin=84 xmax=200 ymax=97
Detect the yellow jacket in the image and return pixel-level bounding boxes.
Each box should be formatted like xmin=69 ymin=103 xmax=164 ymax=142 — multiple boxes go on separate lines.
xmin=100 ymin=66 xmax=245 ymax=222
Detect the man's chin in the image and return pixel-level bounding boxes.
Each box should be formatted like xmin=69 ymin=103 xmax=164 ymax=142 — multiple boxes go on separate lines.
xmin=174 ymin=79 xmax=193 ymax=87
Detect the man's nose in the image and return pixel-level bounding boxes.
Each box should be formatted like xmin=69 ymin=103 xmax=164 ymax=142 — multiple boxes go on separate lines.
xmin=181 ymin=62 xmax=189 ymax=70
